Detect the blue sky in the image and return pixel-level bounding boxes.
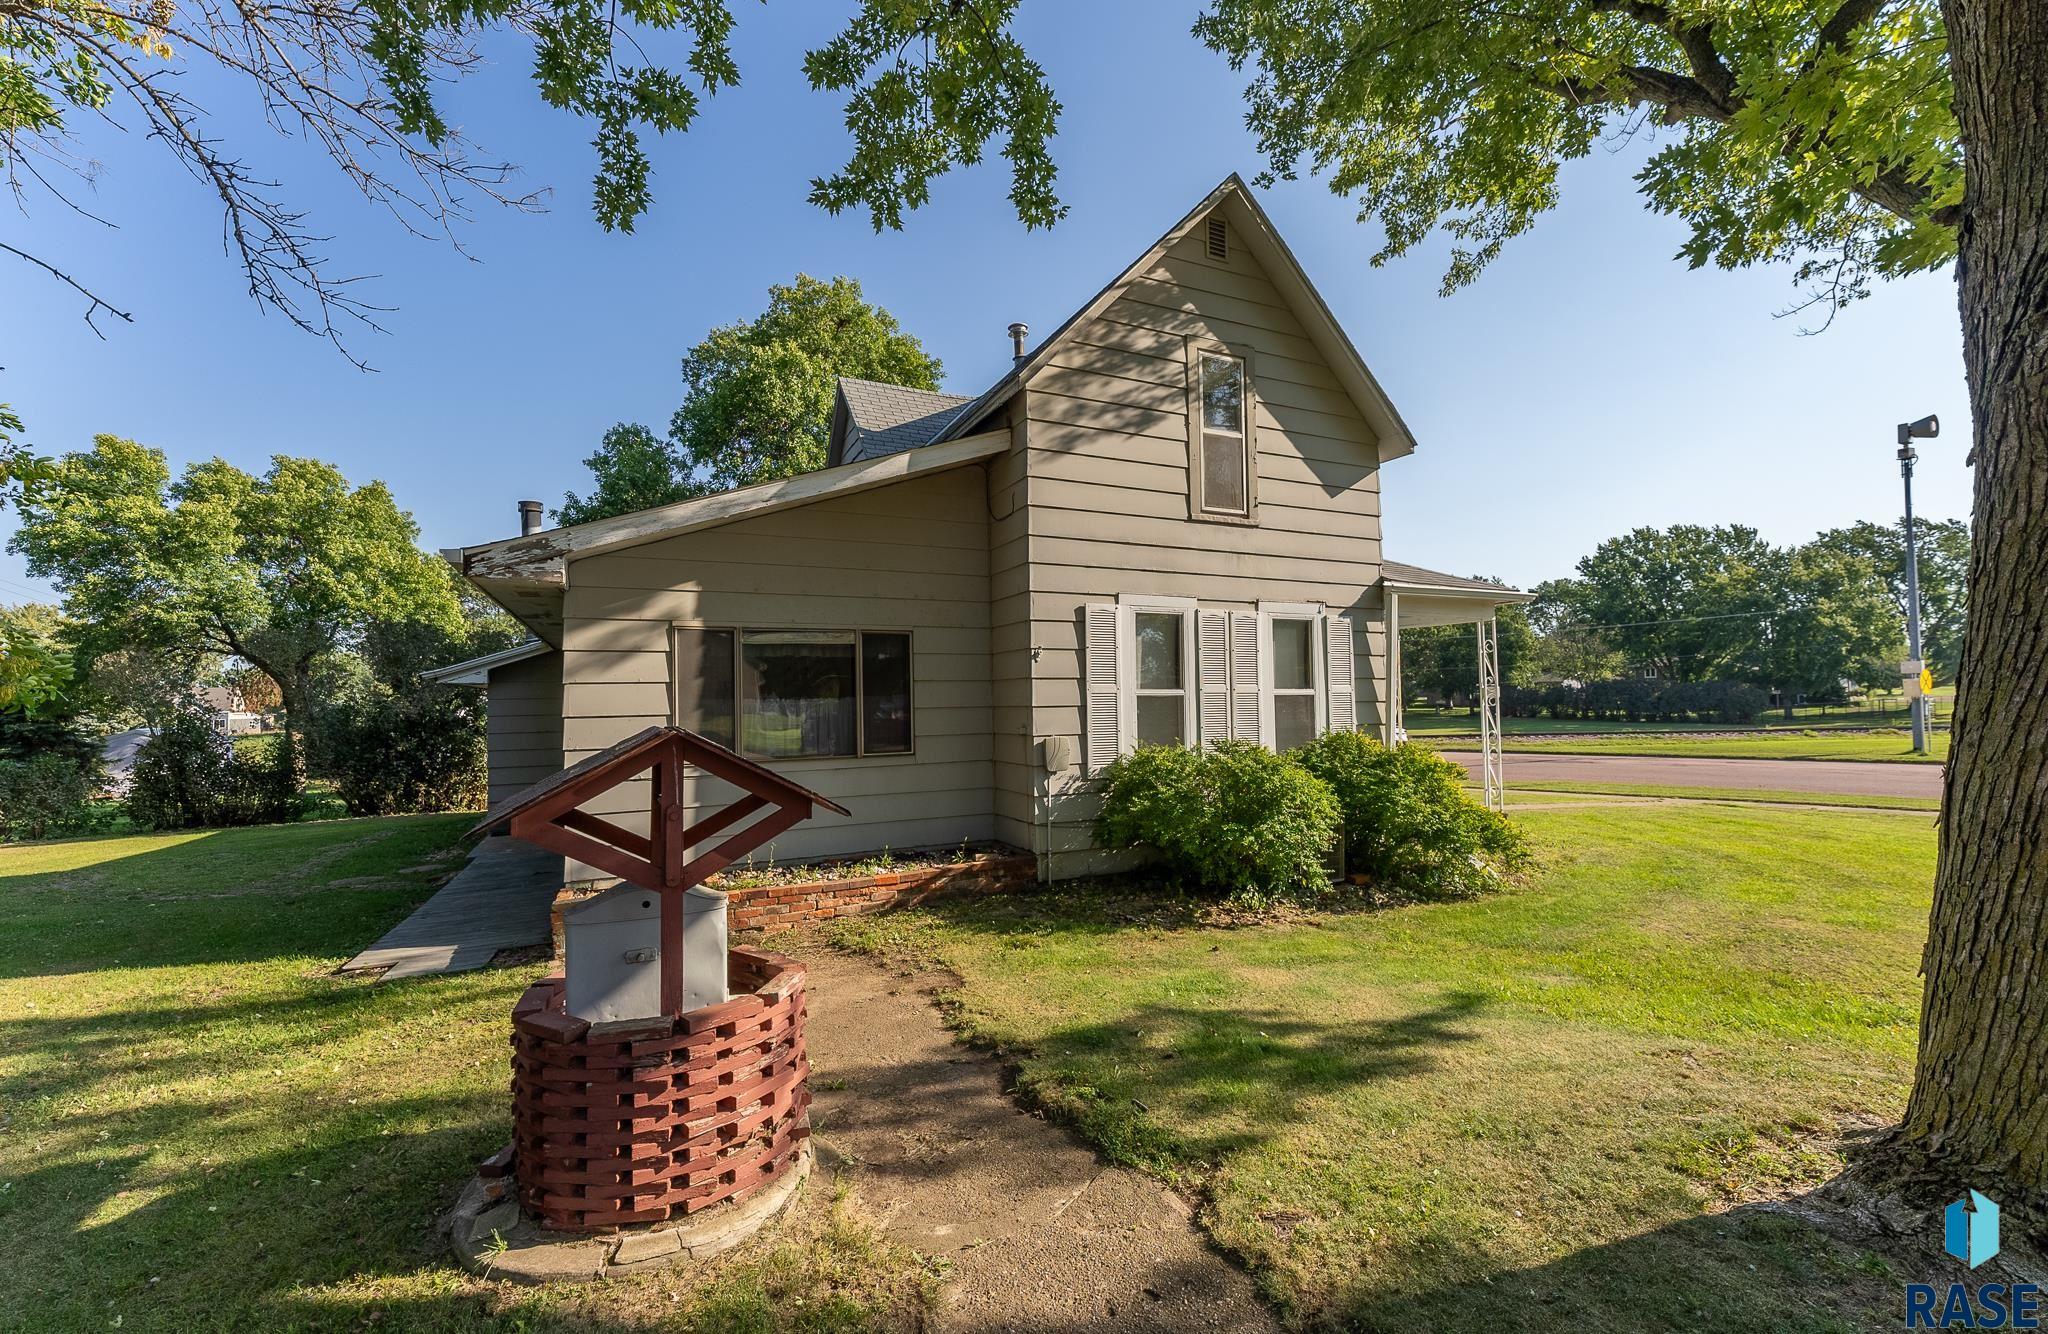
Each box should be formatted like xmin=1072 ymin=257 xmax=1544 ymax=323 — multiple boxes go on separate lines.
xmin=0 ymin=1 xmax=1973 ymax=607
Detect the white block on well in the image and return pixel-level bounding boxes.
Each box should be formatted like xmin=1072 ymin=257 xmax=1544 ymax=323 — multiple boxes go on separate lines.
xmin=562 ymin=885 xmax=729 ymax=1022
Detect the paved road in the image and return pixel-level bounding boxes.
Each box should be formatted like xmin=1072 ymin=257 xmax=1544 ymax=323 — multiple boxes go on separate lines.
xmin=1441 ymin=750 xmax=1943 ymax=800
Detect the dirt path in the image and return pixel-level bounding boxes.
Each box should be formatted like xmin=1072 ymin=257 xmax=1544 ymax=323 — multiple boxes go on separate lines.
xmin=800 ymin=950 xmax=1278 ymax=1333
xmin=1439 ymin=750 xmax=1944 ymax=798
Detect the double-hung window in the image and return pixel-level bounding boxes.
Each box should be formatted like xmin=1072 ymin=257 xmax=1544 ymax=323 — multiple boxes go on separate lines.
xmin=1133 ymin=611 xmax=1189 ymax=747
xmin=1269 ymin=616 xmax=1319 ymax=752
xmin=674 ymin=626 xmax=913 ymax=759
xmin=1188 ymin=343 xmax=1255 ymax=521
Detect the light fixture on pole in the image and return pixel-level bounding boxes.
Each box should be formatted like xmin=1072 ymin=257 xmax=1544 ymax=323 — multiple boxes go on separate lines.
xmin=1896 ymin=413 xmax=1939 ymax=754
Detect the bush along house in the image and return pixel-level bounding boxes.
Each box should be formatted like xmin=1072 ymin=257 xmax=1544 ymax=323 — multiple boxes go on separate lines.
xmin=430 ymin=175 xmax=1532 ymax=882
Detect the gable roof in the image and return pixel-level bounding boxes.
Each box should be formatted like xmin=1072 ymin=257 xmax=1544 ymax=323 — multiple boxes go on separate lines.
xmin=829 ymin=377 xmax=977 ymax=466
xmin=931 ymin=174 xmax=1419 ymax=462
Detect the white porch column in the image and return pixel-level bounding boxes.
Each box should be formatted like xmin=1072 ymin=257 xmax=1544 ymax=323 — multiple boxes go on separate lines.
xmin=1477 ymin=614 xmax=1503 ymax=812
xmin=1386 ymin=590 xmax=1402 ymax=745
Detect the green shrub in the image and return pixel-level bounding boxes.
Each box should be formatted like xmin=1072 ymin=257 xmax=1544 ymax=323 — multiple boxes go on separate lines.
xmin=0 ymin=751 xmax=100 ymax=840
xmin=311 ymin=684 xmax=485 ymax=816
xmin=1294 ymin=732 xmax=1527 ymax=899
xmin=126 ymin=704 xmax=299 ymax=830
xmin=1093 ymin=740 xmax=1340 ymax=899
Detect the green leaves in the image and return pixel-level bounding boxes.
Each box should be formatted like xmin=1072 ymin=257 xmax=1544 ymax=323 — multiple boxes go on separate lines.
xmin=1197 ymin=0 xmax=1960 ymax=310
xmin=671 ymin=273 xmax=944 ymax=491
xmin=7 ymin=438 xmax=462 ymax=720
xmin=555 ymin=423 xmax=705 ymax=526
xmin=805 ymin=0 xmax=1064 ymax=230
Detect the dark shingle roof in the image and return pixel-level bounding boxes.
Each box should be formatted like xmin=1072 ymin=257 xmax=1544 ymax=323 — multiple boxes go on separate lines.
xmin=1381 ymin=561 xmax=1520 ymax=595
xmin=838 ymin=378 xmax=976 ymax=463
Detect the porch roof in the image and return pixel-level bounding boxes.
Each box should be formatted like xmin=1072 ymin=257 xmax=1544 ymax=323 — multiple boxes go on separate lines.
xmin=1382 ymin=560 xmax=1534 ymax=628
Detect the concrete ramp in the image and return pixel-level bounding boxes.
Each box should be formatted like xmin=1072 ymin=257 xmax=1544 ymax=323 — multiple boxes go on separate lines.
xmin=343 ymin=838 xmax=564 ymax=980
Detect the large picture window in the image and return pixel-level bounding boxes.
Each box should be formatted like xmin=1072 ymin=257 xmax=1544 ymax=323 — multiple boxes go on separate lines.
xmin=676 ymin=626 xmax=913 ymax=758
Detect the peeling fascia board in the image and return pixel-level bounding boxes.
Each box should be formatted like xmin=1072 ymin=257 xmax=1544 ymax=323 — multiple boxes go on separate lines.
xmin=933 ymin=173 xmax=1420 ymax=464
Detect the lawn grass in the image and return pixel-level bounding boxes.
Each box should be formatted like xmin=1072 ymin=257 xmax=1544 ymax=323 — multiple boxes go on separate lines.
xmin=1426 ymin=729 xmax=1949 ymax=764
xmin=1402 ymin=696 xmax=1951 ymax=736
xmin=0 ymin=818 xmax=932 ymax=1332
xmin=1502 ymin=782 xmax=1941 ymax=812
xmin=831 ymin=804 xmax=1935 ymax=1332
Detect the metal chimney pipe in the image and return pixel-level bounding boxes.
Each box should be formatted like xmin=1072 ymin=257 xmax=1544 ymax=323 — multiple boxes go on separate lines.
xmin=1008 ymin=322 xmax=1030 ymax=364
xmin=518 ymin=499 xmax=544 ymax=536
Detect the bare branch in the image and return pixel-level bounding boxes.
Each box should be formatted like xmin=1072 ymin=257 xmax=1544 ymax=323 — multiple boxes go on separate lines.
xmin=0 ymin=240 xmax=137 ymax=335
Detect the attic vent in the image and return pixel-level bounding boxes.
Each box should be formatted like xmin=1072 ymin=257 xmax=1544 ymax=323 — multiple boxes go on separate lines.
xmin=1206 ymin=217 xmax=1228 ymax=260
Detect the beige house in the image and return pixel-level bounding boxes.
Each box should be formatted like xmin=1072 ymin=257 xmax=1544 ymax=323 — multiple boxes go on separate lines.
xmin=430 ymin=176 xmax=1529 ymax=879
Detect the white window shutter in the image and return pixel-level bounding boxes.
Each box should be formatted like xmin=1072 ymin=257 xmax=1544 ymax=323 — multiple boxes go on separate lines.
xmin=1325 ymin=613 xmax=1357 ymax=733
xmin=1197 ymin=611 xmax=1230 ymax=749
xmin=1229 ymin=612 xmax=1263 ymax=744
xmin=1084 ymin=603 xmax=1122 ymax=772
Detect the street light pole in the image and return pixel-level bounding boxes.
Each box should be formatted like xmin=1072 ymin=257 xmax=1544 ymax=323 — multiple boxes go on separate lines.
xmin=1897 ymin=414 xmax=1940 ymax=754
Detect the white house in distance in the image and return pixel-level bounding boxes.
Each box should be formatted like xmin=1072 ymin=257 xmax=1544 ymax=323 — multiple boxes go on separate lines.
xmin=428 ymin=176 xmax=1531 ymax=880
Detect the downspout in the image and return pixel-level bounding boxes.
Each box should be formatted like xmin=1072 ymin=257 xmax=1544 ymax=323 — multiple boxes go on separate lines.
xmin=1386 ymin=589 xmax=1401 ymax=745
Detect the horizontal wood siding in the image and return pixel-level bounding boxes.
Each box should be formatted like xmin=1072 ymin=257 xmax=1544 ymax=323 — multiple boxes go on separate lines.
xmin=557 ymin=466 xmax=996 ymax=871
xmin=1024 ymin=223 xmax=1390 ymax=876
xmin=988 ymin=398 xmax=1038 ymax=855
xmin=487 ymin=650 xmax=564 ymax=808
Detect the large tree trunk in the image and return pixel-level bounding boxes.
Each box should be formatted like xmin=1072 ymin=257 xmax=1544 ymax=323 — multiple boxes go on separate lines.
xmin=1893 ymin=0 xmax=2048 ymax=1215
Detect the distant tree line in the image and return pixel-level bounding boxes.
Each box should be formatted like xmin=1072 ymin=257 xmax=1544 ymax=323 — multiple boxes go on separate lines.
xmin=1402 ymin=520 xmax=1970 ymax=718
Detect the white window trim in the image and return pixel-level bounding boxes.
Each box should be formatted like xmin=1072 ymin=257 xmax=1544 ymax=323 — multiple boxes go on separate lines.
xmin=1185 ymin=339 xmax=1259 ymax=525
xmin=1115 ymin=595 xmax=1198 ymax=752
xmin=1257 ymin=602 xmax=1328 ymax=746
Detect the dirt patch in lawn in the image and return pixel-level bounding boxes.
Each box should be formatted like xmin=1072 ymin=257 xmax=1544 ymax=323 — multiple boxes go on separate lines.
xmin=801 ymin=948 xmax=1279 ymax=1332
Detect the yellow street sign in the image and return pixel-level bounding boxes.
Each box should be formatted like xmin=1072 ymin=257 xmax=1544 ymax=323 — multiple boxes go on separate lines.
xmin=1920 ymin=668 xmax=1935 ymax=694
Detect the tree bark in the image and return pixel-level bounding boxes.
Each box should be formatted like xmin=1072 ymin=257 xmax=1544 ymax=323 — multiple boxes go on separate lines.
xmin=1891 ymin=0 xmax=2048 ymax=1215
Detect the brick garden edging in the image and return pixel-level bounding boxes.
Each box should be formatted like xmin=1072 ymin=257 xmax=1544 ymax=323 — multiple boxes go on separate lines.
xmin=548 ymin=852 xmax=1037 ymax=944
xmin=724 ymin=853 xmax=1037 ymax=932
xmin=508 ymin=945 xmax=811 ymax=1232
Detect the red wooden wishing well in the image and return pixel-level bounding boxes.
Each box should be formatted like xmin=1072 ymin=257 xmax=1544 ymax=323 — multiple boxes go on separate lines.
xmin=471 ymin=727 xmax=848 ymax=1231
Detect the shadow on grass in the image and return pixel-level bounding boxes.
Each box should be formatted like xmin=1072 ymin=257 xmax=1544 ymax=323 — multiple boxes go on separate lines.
xmin=0 ymin=814 xmax=474 ymax=979
xmin=1333 ymin=1199 xmax=1909 ymax=1334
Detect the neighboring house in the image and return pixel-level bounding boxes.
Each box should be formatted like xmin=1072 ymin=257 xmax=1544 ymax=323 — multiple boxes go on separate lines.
xmin=430 ymin=176 xmax=1531 ymax=879
xmin=194 ymin=685 xmax=268 ymax=736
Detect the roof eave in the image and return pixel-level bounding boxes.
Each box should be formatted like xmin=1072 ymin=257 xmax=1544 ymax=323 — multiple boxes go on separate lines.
xmin=419 ymin=638 xmax=555 ymax=685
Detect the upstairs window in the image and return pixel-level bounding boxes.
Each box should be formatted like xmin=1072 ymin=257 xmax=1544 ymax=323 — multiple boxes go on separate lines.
xmin=1188 ymin=344 xmax=1255 ymax=521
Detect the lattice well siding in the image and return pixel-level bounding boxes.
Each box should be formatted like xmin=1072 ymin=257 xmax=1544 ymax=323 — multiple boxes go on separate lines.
xmin=508 ymin=946 xmax=811 ymax=1231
